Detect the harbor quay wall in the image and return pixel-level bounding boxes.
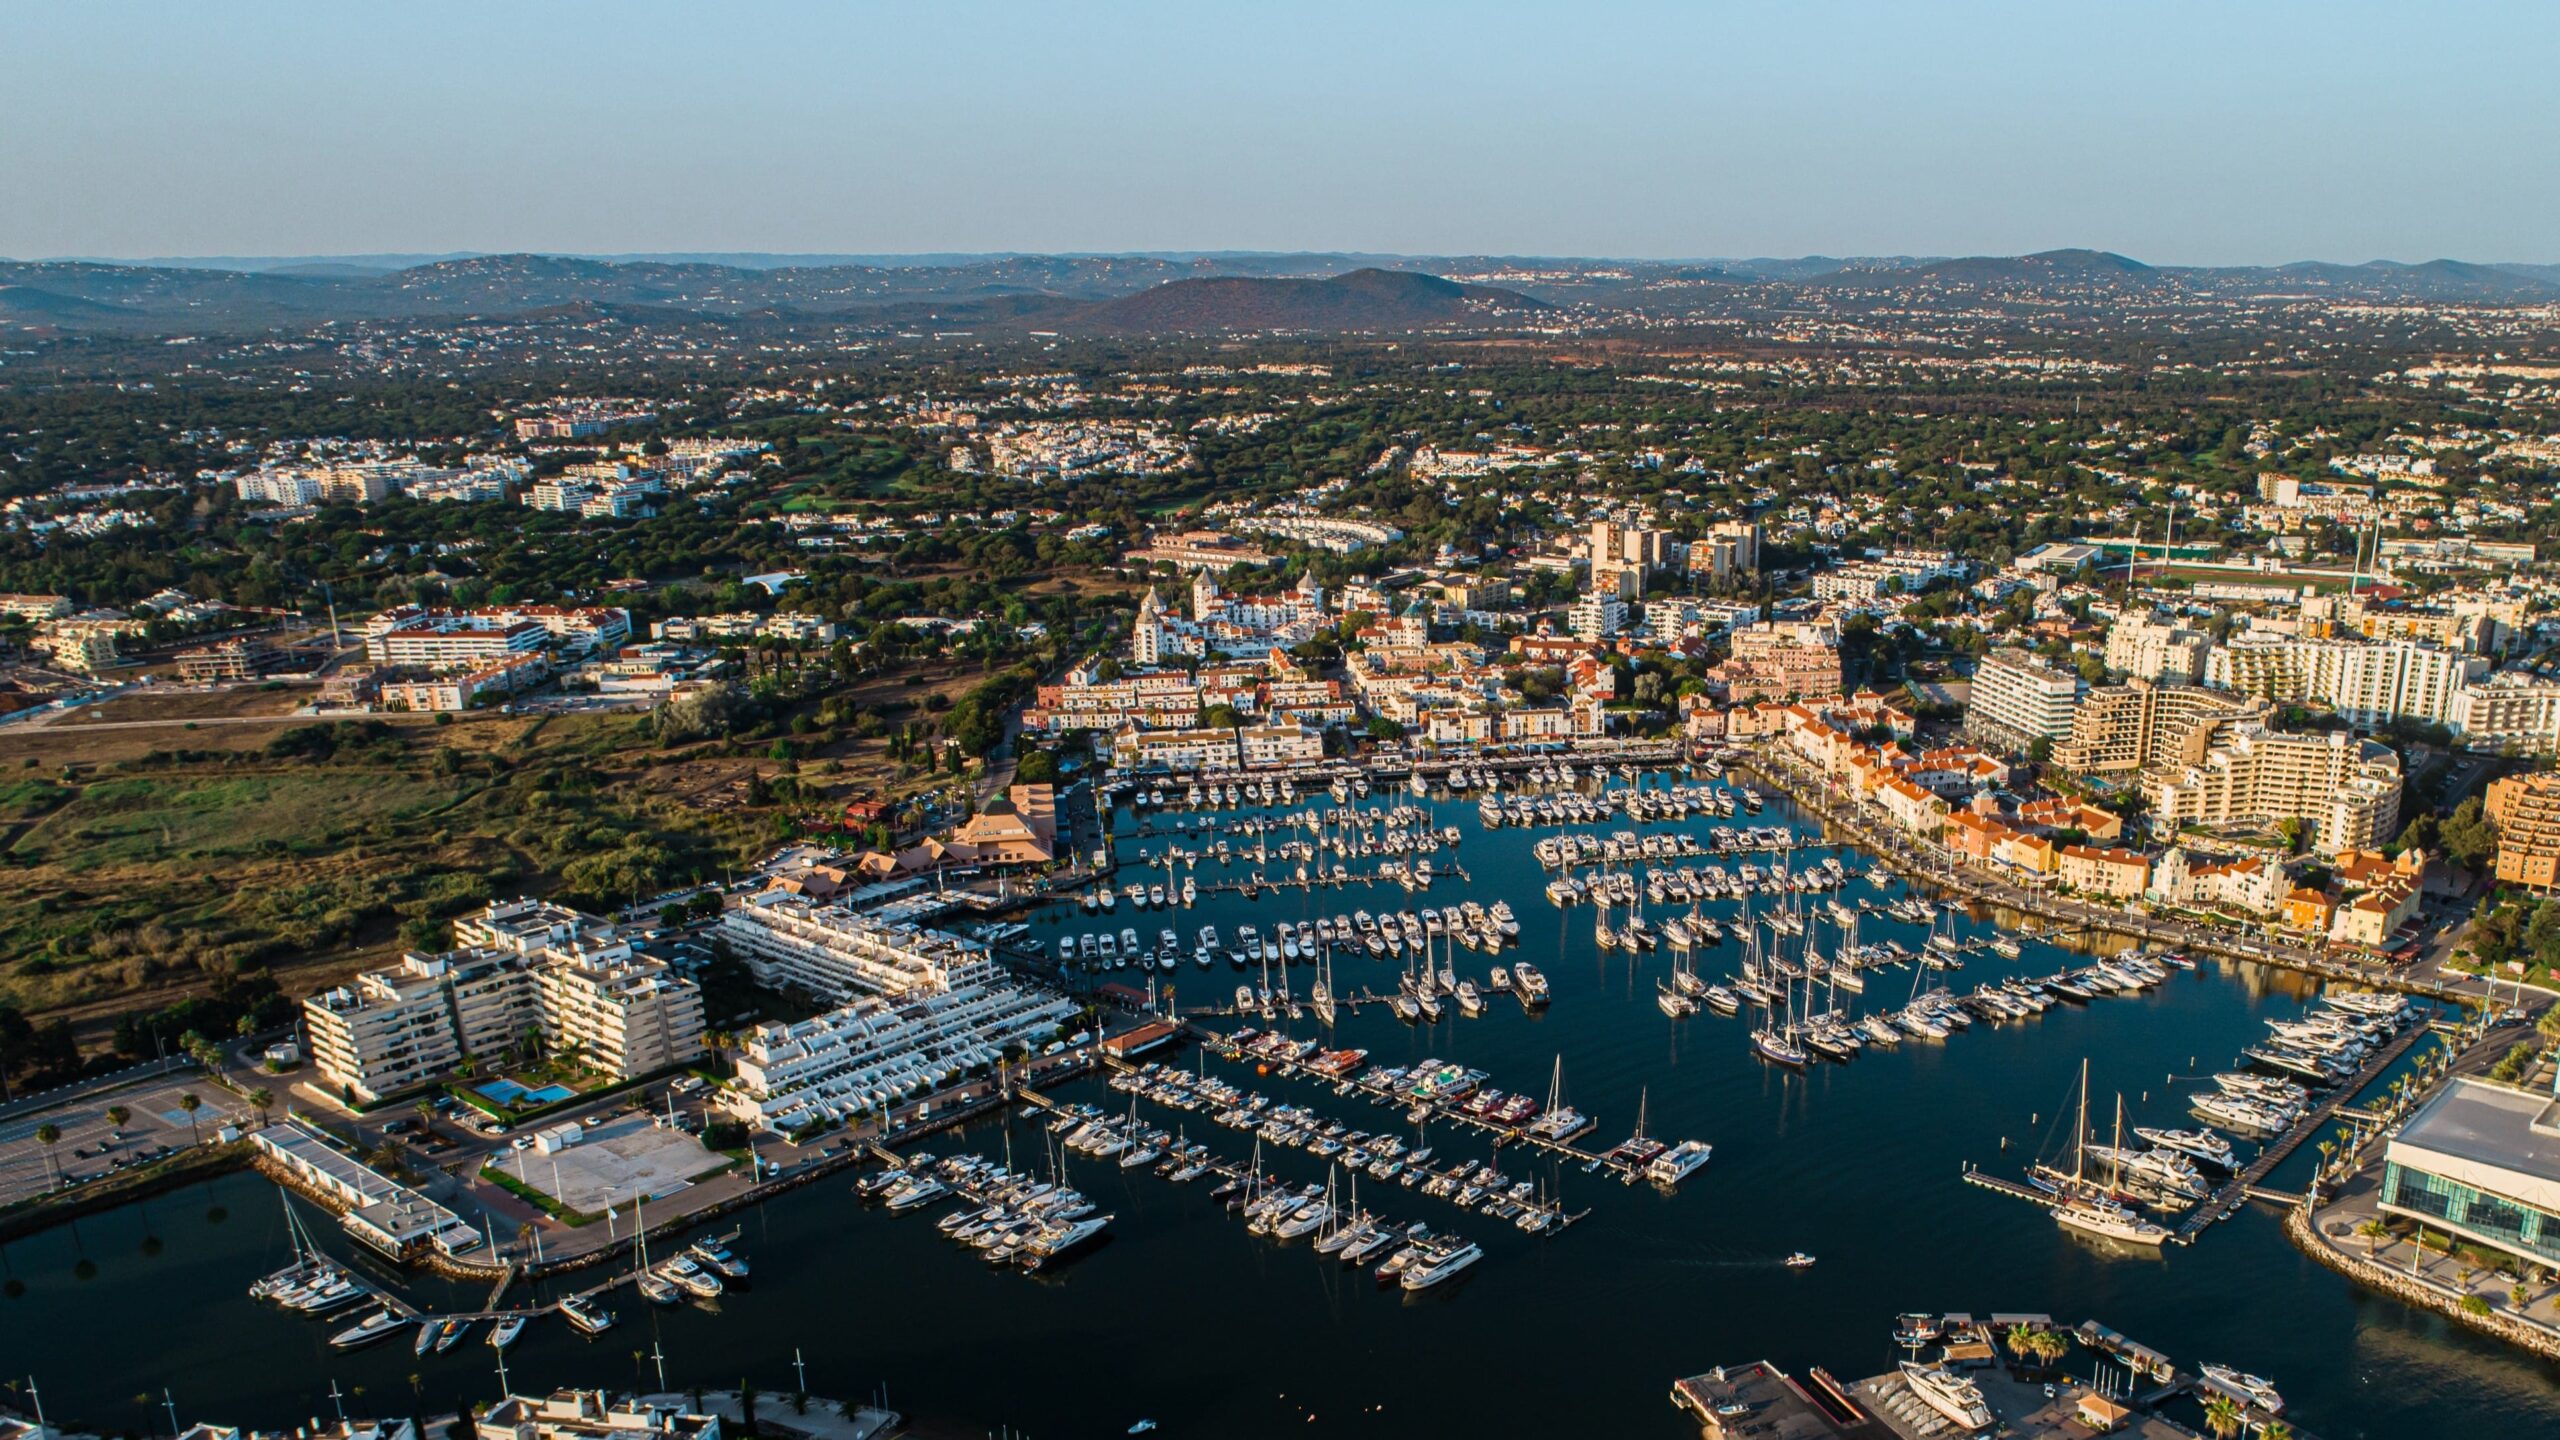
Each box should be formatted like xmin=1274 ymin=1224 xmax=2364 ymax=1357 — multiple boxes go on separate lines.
xmin=2284 ymin=1203 xmax=2560 ymax=1362
xmin=0 ymin=1140 xmax=252 ymax=1244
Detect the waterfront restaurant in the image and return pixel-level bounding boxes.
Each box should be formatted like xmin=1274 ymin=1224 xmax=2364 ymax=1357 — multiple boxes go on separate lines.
xmin=2380 ymin=1076 xmax=2560 ymax=1266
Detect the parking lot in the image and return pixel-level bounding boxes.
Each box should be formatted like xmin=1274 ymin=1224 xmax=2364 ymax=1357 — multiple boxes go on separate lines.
xmin=0 ymin=1072 xmax=248 ymax=1206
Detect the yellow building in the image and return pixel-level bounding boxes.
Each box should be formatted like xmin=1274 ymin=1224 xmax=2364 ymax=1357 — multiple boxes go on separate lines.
xmin=2486 ymin=773 xmax=2560 ymax=892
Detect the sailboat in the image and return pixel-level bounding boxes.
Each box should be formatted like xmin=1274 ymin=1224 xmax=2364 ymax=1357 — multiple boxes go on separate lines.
xmin=634 ymin=1193 xmax=681 ymax=1306
xmin=2051 ymin=1060 xmax=2170 ymax=1247
xmin=1310 ymin=948 xmax=1337 ymax=1026
xmin=1525 ymin=1055 xmax=1591 ymax=1142
xmin=1750 ymin=936 xmax=1809 ymax=1067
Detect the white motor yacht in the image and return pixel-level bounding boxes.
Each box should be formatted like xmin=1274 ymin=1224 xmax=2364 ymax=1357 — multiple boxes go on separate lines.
xmin=1898 ymin=1362 xmax=1994 ymax=1432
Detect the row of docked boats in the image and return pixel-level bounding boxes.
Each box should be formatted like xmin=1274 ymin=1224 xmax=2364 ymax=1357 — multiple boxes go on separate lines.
xmin=325 ymin=1301 xmax=545 ymax=1355
xmin=1224 ymin=1167 xmax=1487 ymax=1289
xmin=1536 ymin=825 xmax=1797 ymax=876
xmin=1113 ymin=1053 xmax=1589 ymax=1224
xmin=870 ymin=1151 xmax=1114 ymax=1271
xmin=1483 ymin=780 xmax=1747 ymax=829
xmin=1132 ymin=776 xmax=1305 ymax=810
xmin=1067 ymin=901 xmax=1524 ymax=978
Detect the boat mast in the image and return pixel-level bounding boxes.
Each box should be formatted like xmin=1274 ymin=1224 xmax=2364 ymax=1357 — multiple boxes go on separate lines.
xmin=2073 ymin=1059 xmax=2091 ymax=1186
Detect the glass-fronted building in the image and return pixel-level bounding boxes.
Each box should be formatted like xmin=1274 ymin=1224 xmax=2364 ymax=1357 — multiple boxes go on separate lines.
xmin=2380 ymin=1077 xmax=2560 ymax=1266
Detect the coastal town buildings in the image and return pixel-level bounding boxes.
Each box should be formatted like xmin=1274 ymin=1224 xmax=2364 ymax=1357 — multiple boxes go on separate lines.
xmin=2145 ymin=723 xmax=2404 ymax=856
xmin=2486 ymin=772 xmax=2560 ymax=892
xmin=714 ymin=890 xmax=1074 ymax=1134
xmin=302 ymin=900 xmax=705 ymax=1104
xmin=1964 ymin=649 xmax=2084 ymax=753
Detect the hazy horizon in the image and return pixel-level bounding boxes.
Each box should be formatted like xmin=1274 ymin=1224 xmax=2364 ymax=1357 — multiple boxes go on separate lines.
xmin=14 ymin=248 xmax=2560 ymax=273
xmin=7 ymin=1 xmax=2556 ymax=266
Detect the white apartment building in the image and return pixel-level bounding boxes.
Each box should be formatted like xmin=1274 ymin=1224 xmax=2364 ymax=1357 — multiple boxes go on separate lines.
xmin=2145 ymin=724 xmax=2403 ymax=856
xmin=1568 ymin=591 xmax=1628 ymax=641
xmin=719 ymin=978 xmax=1075 ymax=1132
xmin=0 ymin=592 xmax=73 ymax=621
xmin=652 ymin=612 xmax=838 ymax=645
xmin=234 ymin=471 xmax=324 ymax=505
xmin=303 ymin=902 xmax=705 ymax=1104
xmin=363 ymin=611 xmax=550 ymax=669
xmin=2207 ymin=633 xmax=2485 ymax=728
xmin=1237 ymin=722 xmax=1323 ymax=768
xmin=717 ymin=893 xmax=990 ymax=1002
xmin=363 ymin=604 xmax=631 ymax=669
xmin=2450 ymin=672 xmax=2560 ymax=754
xmin=305 ymin=950 xmax=537 ymax=1103
xmin=1964 ymin=649 xmax=2084 ymax=752
xmin=2104 ymin=612 xmax=2212 ymax=684
xmin=1811 ymin=551 xmax=1967 ymax=604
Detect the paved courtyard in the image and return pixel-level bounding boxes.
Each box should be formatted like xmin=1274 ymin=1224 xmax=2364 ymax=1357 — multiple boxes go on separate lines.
xmin=487 ymin=1113 xmax=731 ymax=1213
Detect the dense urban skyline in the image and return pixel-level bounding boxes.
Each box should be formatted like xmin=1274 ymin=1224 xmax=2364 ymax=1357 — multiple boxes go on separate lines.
xmin=8 ymin=1 xmax=2558 ymax=265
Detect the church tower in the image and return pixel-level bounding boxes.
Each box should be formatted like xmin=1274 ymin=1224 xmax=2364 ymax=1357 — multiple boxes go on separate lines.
xmin=1133 ymin=586 xmax=1166 ymax=666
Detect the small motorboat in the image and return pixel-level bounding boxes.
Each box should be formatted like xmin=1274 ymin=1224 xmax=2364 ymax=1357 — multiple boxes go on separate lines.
xmin=1784 ymin=1252 xmax=1816 ymax=1268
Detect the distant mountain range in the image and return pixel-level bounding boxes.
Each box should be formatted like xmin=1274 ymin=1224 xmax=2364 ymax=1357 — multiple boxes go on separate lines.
xmin=1 ymin=247 xmax=2555 ymax=335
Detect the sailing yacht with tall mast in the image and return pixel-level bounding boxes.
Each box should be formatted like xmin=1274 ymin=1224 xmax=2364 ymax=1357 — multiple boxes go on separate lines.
xmin=2051 ymin=1059 xmax=2169 ymax=1247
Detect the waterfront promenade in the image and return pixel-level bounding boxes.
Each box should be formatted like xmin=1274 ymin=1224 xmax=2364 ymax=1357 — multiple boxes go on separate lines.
xmin=1740 ymin=744 xmax=2483 ymax=1007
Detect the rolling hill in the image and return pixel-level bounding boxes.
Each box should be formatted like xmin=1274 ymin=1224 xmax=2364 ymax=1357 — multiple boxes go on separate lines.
xmin=1064 ymin=268 xmax=1547 ymax=333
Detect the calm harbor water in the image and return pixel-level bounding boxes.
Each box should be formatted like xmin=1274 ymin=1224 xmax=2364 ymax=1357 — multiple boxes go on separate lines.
xmin=6 ymin=776 xmax=2558 ymax=1438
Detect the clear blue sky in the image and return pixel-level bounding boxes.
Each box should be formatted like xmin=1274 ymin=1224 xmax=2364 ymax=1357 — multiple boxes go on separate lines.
xmin=6 ymin=1 xmax=2553 ymax=266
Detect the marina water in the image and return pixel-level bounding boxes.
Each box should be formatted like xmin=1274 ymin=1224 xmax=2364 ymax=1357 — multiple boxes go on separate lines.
xmin=6 ymin=778 xmax=2556 ymax=1437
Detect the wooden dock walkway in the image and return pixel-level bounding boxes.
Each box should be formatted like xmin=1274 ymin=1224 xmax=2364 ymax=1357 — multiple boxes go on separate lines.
xmin=1036 ymin=1063 xmax=1590 ymax=1231
xmin=2169 ymin=1020 xmax=2427 ymax=1242
xmin=1960 ymin=1166 xmax=2061 ymax=1209
xmin=1171 ymin=1023 xmax=1626 ymax=1173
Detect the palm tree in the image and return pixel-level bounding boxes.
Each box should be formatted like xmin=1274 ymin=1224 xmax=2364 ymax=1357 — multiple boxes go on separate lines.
xmin=105 ymin=1104 xmax=130 ymax=1137
xmin=33 ymin=1122 xmax=61 ymax=1184
xmin=247 ymin=1087 xmax=274 ymax=1126
xmin=2512 ymin=1282 xmax=2531 ymax=1312
xmin=2031 ymin=1328 xmax=2069 ymax=1368
xmin=2201 ymin=1393 xmax=2245 ymax=1439
xmin=2260 ymin=1422 xmax=2294 ymax=1440
xmin=2003 ymin=1322 xmax=2034 ymax=1362
xmin=2356 ymin=1217 xmax=2391 ymax=1257
xmin=178 ymin=1091 xmax=202 ymax=1144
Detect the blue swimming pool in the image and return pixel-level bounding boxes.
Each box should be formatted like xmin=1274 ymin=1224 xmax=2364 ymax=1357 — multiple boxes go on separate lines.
xmin=475 ymin=1078 xmax=576 ymax=1106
